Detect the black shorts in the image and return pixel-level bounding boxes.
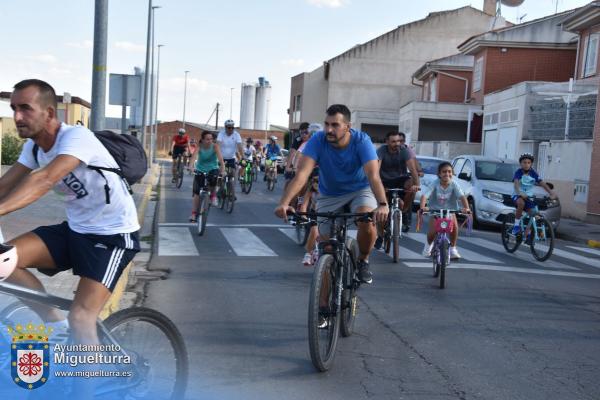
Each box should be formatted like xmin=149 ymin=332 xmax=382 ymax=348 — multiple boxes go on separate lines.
xmin=33 ymin=222 xmax=140 ymax=292
xmin=193 ymin=169 xmax=219 ymax=194
xmin=223 ymin=158 xmax=236 ymax=169
xmin=172 ymin=146 xmax=186 ymax=160
xmin=381 ymin=176 xmax=411 ymax=189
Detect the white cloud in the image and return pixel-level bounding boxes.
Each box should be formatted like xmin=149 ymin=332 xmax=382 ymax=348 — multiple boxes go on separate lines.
xmin=26 ymin=54 xmax=58 ymax=64
xmin=306 ymin=0 xmax=349 ymax=8
xmin=281 ymin=58 xmax=305 ymax=67
xmin=66 ymin=40 xmax=93 ymax=49
xmin=114 ymin=41 xmax=146 ymax=52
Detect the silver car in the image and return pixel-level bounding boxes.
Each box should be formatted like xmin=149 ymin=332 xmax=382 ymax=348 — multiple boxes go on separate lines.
xmin=451 ymin=155 xmax=561 ymax=229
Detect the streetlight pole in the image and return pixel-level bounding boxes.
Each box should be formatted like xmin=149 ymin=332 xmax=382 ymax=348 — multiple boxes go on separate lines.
xmin=90 ymin=0 xmax=108 ymax=131
xmin=154 ymin=44 xmax=164 ymax=162
xmin=182 ymin=70 xmax=189 ymax=129
xmin=230 ymin=87 xmax=234 ymax=119
xmin=149 ymin=5 xmax=160 ymax=166
xmin=141 ymin=0 xmax=153 ymax=149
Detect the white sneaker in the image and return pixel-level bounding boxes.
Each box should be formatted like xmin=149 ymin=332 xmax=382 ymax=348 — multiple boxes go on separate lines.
xmin=302 ymin=253 xmax=313 ymax=266
xmin=450 ymin=246 xmax=461 ymax=260
xmin=422 ymin=242 xmax=433 ymax=257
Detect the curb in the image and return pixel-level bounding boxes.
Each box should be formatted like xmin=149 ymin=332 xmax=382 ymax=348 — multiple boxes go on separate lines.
xmin=99 ymin=166 xmax=157 ymax=319
xmin=589 ymin=239 xmax=600 ymax=248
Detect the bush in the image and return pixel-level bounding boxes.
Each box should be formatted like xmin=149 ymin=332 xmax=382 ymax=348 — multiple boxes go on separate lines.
xmin=2 ymin=135 xmax=25 ymax=165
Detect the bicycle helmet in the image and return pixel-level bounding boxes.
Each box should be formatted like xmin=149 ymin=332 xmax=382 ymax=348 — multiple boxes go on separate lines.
xmin=255 ymin=140 xmax=262 ymax=147
xmin=246 ymin=137 xmax=253 ymax=144
xmin=224 ymin=119 xmax=235 ymax=127
xmin=0 ymin=244 xmax=18 ymax=281
xmin=519 ymin=153 xmax=534 ymax=163
xmin=308 ymin=123 xmax=323 ymax=134
xmin=178 ymin=128 xmax=186 ymax=134
xmin=270 ymin=136 xmax=277 ymax=141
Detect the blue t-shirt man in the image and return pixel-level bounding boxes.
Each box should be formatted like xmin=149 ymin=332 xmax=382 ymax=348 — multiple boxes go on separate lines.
xmin=265 ymin=143 xmax=281 ymax=160
xmin=301 ymin=129 xmax=378 ymax=196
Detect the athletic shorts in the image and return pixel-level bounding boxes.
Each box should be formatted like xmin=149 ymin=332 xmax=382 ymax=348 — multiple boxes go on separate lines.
xmin=193 ymin=169 xmax=219 ymax=194
xmin=33 ymin=222 xmax=140 ymax=292
xmin=512 ymin=195 xmax=537 ymax=211
xmin=223 ymin=158 xmax=236 ymax=170
xmin=316 ymin=188 xmax=377 ymax=236
xmin=172 ymin=146 xmax=186 ymax=160
xmin=381 ymin=176 xmax=411 ymax=190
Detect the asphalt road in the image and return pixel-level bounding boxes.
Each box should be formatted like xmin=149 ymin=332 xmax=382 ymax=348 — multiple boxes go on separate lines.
xmin=145 ymin=165 xmax=600 ymax=400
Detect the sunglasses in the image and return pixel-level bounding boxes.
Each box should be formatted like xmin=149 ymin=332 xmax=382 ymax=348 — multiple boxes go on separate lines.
xmin=226 ymin=126 xmax=234 ymax=129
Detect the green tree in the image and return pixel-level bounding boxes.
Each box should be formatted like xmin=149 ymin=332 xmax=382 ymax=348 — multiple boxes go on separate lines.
xmin=2 ymin=135 xmax=25 ymax=165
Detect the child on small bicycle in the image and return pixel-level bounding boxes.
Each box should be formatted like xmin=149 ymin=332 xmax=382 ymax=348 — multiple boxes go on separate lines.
xmin=419 ymin=162 xmax=470 ymax=259
xmin=512 ymin=153 xmax=557 ymax=234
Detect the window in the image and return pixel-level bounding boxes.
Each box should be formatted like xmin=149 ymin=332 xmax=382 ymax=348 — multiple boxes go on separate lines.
xmin=459 ymin=159 xmax=472 ymax=179
xmin=453 ymin=158 xmax=465 ymax=174
xmin=292 ymin=94 xmax=302 ymax=123
xmin=473 ymin=58 xmax=483 ymax=92
xmin=430 ymin=76 xmax=437 ymax=102
xmin=423 ymin=81 xmax=429 ymax=101
xmin=583 ymin=34 xmax=599 ymax=77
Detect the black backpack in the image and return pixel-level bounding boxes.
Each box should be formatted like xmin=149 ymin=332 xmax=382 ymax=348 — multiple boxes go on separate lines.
xmin=32 ymin=130 xmax=148 ymax=204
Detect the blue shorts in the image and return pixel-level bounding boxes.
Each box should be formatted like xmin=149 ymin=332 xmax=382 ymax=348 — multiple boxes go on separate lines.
xmin=512 ymin=195 xmax=536 ymax=211
xmin=33 ymin=222 xmax=140 ymax=291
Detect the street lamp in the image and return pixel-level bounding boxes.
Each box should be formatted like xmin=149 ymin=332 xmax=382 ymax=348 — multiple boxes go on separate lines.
xmin=141 ymin=0 xmax=153 ymax=150
xmin=182 ymin=70 xmax=190 ymax=129
xmin=149 ymin=5 xmax=161 ymax=166
xmin=230 ymin=87 xmax=235 ymax=119
xmin=154 ymin=44 xmax=164 ymax=162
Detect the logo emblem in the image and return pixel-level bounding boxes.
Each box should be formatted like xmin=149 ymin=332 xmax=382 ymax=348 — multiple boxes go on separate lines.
xmin=8 ymin=323 xmax=51 ymax=390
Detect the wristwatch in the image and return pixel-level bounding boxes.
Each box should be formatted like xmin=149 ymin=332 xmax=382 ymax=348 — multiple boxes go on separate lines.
xmin=378 ymin=202 xmax=388 ymax=207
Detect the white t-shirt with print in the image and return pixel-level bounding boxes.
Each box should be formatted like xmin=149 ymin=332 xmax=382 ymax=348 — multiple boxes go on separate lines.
xmin=243 ymin=145 xmax=256 ymax=160
xmin=216 ymin=130 xmax=242 ymax=159
xmin=17 ymin=123 xmax=140 ymax=235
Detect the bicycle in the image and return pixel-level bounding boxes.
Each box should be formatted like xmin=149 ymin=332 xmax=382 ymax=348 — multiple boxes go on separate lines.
xmin=290 ymin=210 xmax=371 ymax=372
xmin=265 ymin=160 xmax=277 ymax=192
xmin=418 ymin=209 xmax=469 ymax=289
xmin=239 ymin=160 xmax=254 ymax=195
xmin=0 ymin=281 xmax=188 ymax=399
xmin=217 ymin=165 xmax=236 ymax=214
xmin=501 ymin=198 xmax=554 ymax=261
xmin=381 ymin=188 xmax=405 ymax=263
xmin=173 ymin=153 xmax=185 ymax=189
xmin=293 ymin=175 xmax=317 ymax=247
xmin=193 ymin=170 xmax=213 ymax=236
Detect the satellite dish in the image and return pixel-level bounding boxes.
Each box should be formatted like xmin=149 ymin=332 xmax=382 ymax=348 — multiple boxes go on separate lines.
xmin=501 ymin=0 xmax=525 ymax=7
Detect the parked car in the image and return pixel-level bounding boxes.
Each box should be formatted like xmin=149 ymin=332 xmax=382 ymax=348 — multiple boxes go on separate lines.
xmin=413 ymin=155 xmax=450 ymax=209
xmin=451 ymin=155 xmax=561 ymax=229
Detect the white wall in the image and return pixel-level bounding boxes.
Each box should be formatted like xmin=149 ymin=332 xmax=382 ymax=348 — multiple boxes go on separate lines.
xmin=399 ymin=101 xmax=473 ymax=142
xmin=301 ymin=66 xmax=328 ymax=125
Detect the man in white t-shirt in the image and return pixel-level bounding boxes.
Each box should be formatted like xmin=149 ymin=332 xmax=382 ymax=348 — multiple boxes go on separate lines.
xmin=216 ymin=119 xmax=243 ymax=195
xmin=0 ymin=79 xmax=140 ymax=347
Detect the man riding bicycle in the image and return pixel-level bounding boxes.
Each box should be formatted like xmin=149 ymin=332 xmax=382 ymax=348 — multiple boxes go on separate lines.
xmin=375 ymin=131 xmax=420 ymax=248
xmin=275 ymin=104 xmax=388 ymax=284
xmin=217 ymin=119 xmax=243 ymax=196
xmin=263 ymin=136 xmax=282 ymax=182
xmin=170 ymin=128 xmax=190 ymax=182
xmin=0 ymin=79 xmax=140 ymax=348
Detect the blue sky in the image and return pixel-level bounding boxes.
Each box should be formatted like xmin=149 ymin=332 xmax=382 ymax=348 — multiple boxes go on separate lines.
xmin=0 ymin=0 xmax=591 ymax=127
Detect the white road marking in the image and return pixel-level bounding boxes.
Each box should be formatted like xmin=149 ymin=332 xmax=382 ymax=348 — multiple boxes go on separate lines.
xmin=404 ymin=262 xmax=600 ymax=279
xmin=221 ymin=228 xmax=277 ymax=256
xmin=279 ymin=228 xmax=300 ymax=242
xmin=465 ymin=237 xmax=579 ymax=271
xmin=158 ymin=227 xmax=199 ymax=256
xmin=551 ymin=248 xmax=600 ymax=269
xmin=566 ymin=246 xmax=600 ymax=257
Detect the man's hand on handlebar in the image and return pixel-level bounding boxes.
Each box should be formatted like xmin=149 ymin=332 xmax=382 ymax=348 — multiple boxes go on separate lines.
xmin=274 ymin=204 xmax=295 ymax=220
xmin=372 ymin=204 xmax=389 ymax=225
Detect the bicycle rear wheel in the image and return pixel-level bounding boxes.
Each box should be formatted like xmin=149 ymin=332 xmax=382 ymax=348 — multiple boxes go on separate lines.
xmin=245 ymin=172 xmax=253 ymax=194
xmin=0 ymin=301 xmax=44 ymax=370
xmin=340 ymin=238 xmax=359 ymax=337
xmin=392 ymin=210 xmax=401 ymax=263
xmin=101 ymin=307 xmax=188 ymax=400
xmin=267 ymin=176 xmax=275 ymax=191
xmin=501 ymin=213 xmax=522 ymax=253
xmin=308 ymin=254 xmax=340 ymax=372
xmin=197 ymin=194 xmax=209 ymax=236
xmin=530 ymin=216 xmax=554 ymax=262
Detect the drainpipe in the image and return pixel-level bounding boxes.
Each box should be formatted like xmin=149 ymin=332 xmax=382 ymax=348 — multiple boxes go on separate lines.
xmin=436 ymin=70 xmax=470 ymax=103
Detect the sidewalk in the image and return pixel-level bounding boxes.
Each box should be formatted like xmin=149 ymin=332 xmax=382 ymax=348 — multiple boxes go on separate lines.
xmin=556 ymin=218 xmax=600 ymax=247
xmin=0 ymin=163 xmax=160 ymax=315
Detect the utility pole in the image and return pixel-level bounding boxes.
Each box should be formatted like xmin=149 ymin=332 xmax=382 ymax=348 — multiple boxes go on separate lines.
xmin=154 ymin=44 xmax=164 ymax=162
xmin=90 ymin=0 xmax=108 ymax=131
xmin=182 ymin=70 xmax=189 ymax=129
xmin=149 ymin=5 xmax=160 ymax=167
xmin=215 ymin=103 xmax=220 ymax=130
xmin=141 ymin=0 xmax=153 ymax=149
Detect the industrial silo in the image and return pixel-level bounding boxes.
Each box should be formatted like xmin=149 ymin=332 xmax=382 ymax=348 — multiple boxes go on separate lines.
xmin=254 ymin=78 xmax=271 ymax=130
xmin=240 ymin=83 xmax=256 ymax=129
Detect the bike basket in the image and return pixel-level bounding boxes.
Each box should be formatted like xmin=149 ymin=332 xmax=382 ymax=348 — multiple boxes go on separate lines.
xmin=435 ymin=217 xmax=454 ymax=234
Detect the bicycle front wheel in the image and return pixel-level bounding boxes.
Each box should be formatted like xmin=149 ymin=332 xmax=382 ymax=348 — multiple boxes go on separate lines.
xmin=101 ymin=307 xmax=189 ymax=400
xmin=226 ymin=181 xmax=235 ymax=213
xmin=198 ymin=194 xmax=209 ymax=236
xmin=267 ymin=177 xmax=275 ymax=191
xmin=176 ymin=161 xmax=184 ymax=189
xmin=245 ymin=172 xmax=253 ymax=194
xmin=340 ymin=238 xmax=359 ymax=337
xmin=308 ymin=254 xmax=340 ymax=372
xmin=501 ymin=213 xmax=521 ymax=253
xmin=392 ymin=210 xmax=401 ymax=263
xmin=530 ymin=216 xmax=554 ymax=261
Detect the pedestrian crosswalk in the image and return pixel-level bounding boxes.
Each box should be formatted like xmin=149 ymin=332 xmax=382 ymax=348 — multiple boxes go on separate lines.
xmin=156 ymin=223 xmax=600 ymax=279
